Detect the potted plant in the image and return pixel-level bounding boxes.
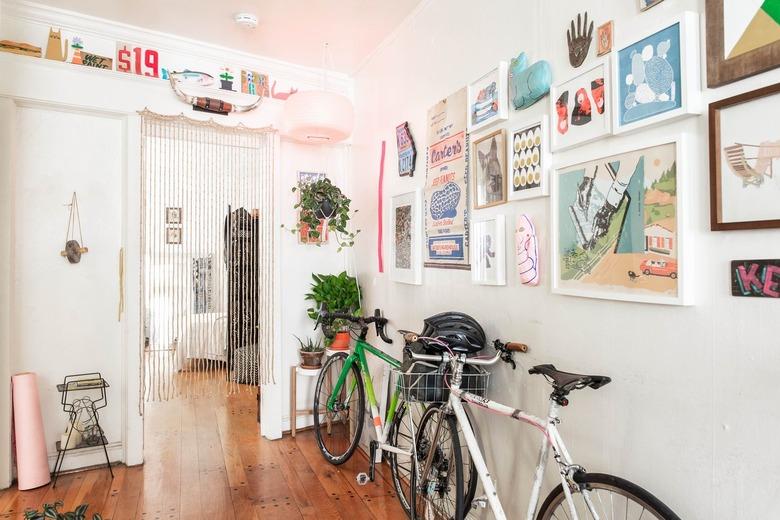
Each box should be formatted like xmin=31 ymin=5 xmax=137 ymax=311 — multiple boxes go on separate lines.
xmin=25 ymin=501 xmax=102 ymax=520
xmin=289 ymin=178 xmax=360 ymax=251
xmin=294 ymin=335 xmax=325 ymax=368
xmin=305 ymin=271 xmax=361 ymax=350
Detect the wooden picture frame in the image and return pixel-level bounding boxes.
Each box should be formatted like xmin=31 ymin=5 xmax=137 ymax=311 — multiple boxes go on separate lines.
xmin=709 ymin=83 xmax=780 ymax=230
xmin=472 ymin=129 xmax=507 ymax=209
xmin=706 ymin=0 xmax=780 ymax=88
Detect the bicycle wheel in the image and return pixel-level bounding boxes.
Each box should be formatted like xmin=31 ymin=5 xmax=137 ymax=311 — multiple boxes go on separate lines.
xmin=391 ymin=403 xmax=477 ymax=518
xmin=410 ymin=405 xmax=464 ymax=520
xmin=312 ymin=352 xmax=365 ymax=465
xmin=536 ymin=473 xmax=682 ymax=520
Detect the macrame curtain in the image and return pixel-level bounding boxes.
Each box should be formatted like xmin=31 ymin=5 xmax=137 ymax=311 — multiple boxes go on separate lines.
xmin=140 ymin=110 xmax=276 ymax=402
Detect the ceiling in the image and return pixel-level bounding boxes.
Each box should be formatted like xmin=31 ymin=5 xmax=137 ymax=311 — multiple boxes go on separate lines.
xmin=33 ymin=0 xmax=422 ymax=73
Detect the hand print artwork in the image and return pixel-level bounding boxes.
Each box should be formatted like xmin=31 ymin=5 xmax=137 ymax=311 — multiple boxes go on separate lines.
xmin=618 ymin=23 xmax=682 ymax=126
xmin=567 ymin=12 xmax=594 ymax=68
xmin=473 ymin=130 xmax=507 ymax=209
xmin=553 ymin=140 xmax=690 ymax=305
xmin=551 ymin=62 xmax=611 ymax=151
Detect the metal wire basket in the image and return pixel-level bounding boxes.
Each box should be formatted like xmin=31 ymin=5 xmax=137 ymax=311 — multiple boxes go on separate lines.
xmin=391 ymin=363 xmax=491 ymax=403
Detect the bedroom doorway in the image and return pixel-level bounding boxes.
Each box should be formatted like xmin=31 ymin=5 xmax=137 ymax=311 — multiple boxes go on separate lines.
xmin=139 ymin=111 xmax=276 ymax=411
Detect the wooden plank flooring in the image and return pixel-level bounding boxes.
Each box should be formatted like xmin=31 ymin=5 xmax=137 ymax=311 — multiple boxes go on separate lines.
xmin=0 ymin=386 xmax=406 ymax=519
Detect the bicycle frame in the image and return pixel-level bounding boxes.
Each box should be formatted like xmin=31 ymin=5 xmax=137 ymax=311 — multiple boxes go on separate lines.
xmin=325 ymin=338 xmax=412 ymax=459
xmin=441 ymin=384 xmax=592 ymax=520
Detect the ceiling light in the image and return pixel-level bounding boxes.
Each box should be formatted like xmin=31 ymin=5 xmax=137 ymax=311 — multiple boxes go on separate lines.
xmin=234 ymin=13 xmax=258 ymax=29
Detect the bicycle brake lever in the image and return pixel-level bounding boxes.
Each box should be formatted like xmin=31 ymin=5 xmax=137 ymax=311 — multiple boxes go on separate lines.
xmin=501 ymin=351 xmax=517 ymax=370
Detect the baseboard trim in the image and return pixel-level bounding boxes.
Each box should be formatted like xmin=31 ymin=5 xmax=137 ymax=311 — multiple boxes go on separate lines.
xmin=46 ymin=441 xmax=123 ymax=473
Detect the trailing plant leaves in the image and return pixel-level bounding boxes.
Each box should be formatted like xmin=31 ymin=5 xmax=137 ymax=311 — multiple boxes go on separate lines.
xmin=288 ymin=179 xmax=359 ymax=248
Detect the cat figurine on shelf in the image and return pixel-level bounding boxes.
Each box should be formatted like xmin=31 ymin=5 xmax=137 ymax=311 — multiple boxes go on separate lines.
xmin=45 ymin=28 xmax=68 ymax=62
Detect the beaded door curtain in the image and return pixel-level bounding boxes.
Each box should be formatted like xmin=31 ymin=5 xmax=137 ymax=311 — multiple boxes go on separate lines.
xmin=140 ymin=110 xmax=276 ymax=401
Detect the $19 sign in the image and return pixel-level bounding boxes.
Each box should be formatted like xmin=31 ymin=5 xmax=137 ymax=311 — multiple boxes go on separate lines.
xmin=116 ymin=42 xmax=160 ymax=78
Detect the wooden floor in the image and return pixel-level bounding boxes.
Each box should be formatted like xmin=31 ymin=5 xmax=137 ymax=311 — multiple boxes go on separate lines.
xmin=0 ymin=385 xmax=406 ymax=519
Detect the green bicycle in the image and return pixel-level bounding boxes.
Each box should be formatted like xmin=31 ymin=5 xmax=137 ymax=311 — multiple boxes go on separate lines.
xmin=313 ymin=309 xmax=464 ymax=514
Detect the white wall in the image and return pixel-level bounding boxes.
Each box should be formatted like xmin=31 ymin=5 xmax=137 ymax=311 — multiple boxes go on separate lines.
xmin=0 ymin=1 xmax=352 ymax=483
xmin=350 ymin=1 xmax=780 ymax=518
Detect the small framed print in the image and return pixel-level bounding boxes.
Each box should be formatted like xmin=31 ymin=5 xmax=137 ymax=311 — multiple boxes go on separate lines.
xmin=471 ymin=215 xmax=506 ymax=286
xmin=467 ymin=62 xmax=509 ymax=133
xmin=612 ymin=11 xmax=701 ymax=135
xmin=550 ymin=60 xmax=611 ymax=152
xmin=597 ymin=21 xmax=614 ymax=56
xmin=508 ymin=117 xmax=549 ymax=201
xmin=390 ymin=189 xmax=422 ymax=285
xmin=165 ymin=207 xmax=182 ymax=224
xmin=472 ymin=129 xmax=507 ymax=209
xmin=165 ymin=227 xmax=182 ymax=244
xmin=709 ymin=83 xmax=780 ymax=230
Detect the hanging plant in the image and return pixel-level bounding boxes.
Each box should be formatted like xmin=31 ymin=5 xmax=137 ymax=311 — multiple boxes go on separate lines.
xmin=286 ymin=178 xmax=360 ymax=251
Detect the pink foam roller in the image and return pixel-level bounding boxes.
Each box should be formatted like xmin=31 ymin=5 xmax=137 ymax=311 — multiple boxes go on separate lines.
xmin=12 ymin=372 xmax=51 ymax=489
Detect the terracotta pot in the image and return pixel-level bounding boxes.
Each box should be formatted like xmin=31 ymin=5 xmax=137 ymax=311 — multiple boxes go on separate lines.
xmin=299 ymin=350 xmax=325 ymax=369
xmin=329 ymin=331 xmax=351 ymax=351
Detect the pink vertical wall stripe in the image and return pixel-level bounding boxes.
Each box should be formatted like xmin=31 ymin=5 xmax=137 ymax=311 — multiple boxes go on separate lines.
xmin=378 ymin=141 xmax=386 ymax=273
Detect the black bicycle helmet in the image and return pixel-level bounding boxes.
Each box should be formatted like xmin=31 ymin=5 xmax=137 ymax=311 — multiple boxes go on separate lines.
xmin=419 ymin=311 xmax=486 ymax=355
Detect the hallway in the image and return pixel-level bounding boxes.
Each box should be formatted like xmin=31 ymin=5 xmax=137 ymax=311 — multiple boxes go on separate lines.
xmin=0 ymin=386 xmax=405 ymax=519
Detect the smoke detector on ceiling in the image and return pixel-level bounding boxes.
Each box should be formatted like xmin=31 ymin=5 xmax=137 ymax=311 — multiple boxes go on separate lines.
xmin=234 ymin=13 xmax=258 ymax=29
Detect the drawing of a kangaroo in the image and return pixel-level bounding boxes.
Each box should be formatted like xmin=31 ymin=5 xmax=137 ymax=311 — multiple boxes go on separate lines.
xmin=478 ymin=137 xmax=503 ymax=204
xmin=45 ymin=28 xmax=68 ymax=61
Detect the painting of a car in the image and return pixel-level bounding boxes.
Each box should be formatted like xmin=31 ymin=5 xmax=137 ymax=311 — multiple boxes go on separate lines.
xmin=640 ymin=259 xmax=678 ymax=279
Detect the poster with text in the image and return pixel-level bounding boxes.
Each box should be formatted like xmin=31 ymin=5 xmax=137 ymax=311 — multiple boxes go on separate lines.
xmin=425 ymin=88 xmax=470 ymax=269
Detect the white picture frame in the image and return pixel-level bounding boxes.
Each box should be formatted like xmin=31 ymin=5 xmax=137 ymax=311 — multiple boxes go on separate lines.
xmin=390 ymin=189 xmax=422 ymax=285
xmin=550 ymin=60 xmax=612 ymax=152
xmin=467 ymin=62 xmax=509 ymax=133
xmin=507 ymin=116 xmax=550 ymax=201
xmin=611 ymin=11 xmax=701 ymax=135
xmin=551 ymin=134 xmax=692 ymax=305
xmin=471 ymin=214 xmax=506 ymax=286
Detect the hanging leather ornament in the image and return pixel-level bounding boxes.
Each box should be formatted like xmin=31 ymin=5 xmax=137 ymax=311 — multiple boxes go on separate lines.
xmin=61 ymin=192 xmax=88 ymax=264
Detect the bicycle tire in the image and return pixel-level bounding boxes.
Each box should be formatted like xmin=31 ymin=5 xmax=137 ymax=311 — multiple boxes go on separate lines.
xmin=536 ymin=472 xmax=682 ymax=520
xmin=410 ymin=405 xmax=464 ymax=520
xmin=312 ymin=352 xmax=365 ymax=465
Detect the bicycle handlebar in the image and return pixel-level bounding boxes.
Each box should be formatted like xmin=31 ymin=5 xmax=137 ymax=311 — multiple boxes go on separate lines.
xmin=316 ymin=308 xmax=393 ymax=344
xmin=407 ymin=340 xmax=526 ymax=368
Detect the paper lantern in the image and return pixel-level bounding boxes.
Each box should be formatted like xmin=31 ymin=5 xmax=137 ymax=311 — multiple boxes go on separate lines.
xmin=282 ymin=90 xmax=354 ymax=144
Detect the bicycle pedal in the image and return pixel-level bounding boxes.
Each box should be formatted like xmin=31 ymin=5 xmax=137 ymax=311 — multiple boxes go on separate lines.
xmin=471 ymin=496 xmax=488 ymax=509
xmin=356 ymin=472 xmax=370 ymax=486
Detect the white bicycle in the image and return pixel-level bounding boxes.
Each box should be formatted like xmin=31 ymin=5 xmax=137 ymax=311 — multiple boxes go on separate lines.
xmin=399 ymin=334 xmax=682 ymax=520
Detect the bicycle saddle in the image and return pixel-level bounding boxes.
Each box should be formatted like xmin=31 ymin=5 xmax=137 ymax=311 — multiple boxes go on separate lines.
xmin=529 ymin=364 xmax=611 ymax=393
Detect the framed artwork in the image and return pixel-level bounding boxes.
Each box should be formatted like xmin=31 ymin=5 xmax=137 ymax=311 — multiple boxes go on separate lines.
xmin=165 ymin=227 xmax=181 ymax=245
xmin=597 ymin=21 xmax=614 ymax=56
xmin=296 ymin=171 xmax=329 ymax=244
xmin=467 ymin=62 xmax=509 ymax=133
xmin=706 ymin=0 xmax=780 ymax=87
xmin=507 ymin=117 xmax=549 ymax=201
xmin=425 ymin=87 xmax=470 ymax=269
xmin=165 ymin=207 xmax=182 ymax=224
xmin=472 ymin=129 xmax=507 ymax=209
xmin=709 ymin=83 xmax=780 ymax=230
xmin=550 ymin=61 xmax=611 ymax=152
xmin=551 ymin=136 xmax=691 ymax=305
xmin=613 ymin=12 xmax=701 ymax=134
xmin=396 ymin=122 xmax=417 ymax=177
xmin=390 ymin=190 xmax=422 ymax=285
xmin=471 ymin=215 xmax=506 ymax=286
xmin=731 ymin=259 xmax=780 ymax=297
xmin=640 ymin=0 xmax=664 ymax=11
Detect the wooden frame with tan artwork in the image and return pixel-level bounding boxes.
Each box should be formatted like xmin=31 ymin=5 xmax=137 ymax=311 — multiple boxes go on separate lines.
xmin=706 ymin=0 xmax=780 ymax=87
xmin=472 ymin=129 xmax=507 ymax=209
xmin=709 ymin=82 xmax=780 ymax=230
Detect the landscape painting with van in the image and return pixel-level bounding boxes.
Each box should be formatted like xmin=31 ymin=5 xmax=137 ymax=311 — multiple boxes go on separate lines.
xmin=554 ymin=142 xmax=679 ymax=302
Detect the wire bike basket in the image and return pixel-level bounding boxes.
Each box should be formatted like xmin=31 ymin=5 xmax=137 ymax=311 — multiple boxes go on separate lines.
xmin=392 ymin=363 xmax=491 ymax=403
